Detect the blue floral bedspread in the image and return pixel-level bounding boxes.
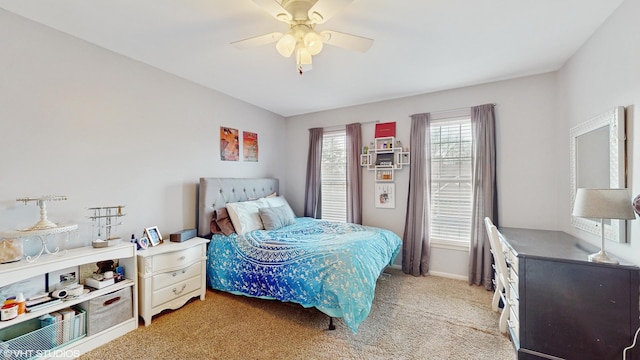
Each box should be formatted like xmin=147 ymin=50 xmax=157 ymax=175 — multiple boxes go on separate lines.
xmin=207 ymin=217 xmax=401 ymax=332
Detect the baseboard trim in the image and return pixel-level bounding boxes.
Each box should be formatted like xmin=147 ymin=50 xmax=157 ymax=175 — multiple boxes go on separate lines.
xmin=386 ymin=265 xmax=468 ymax=281
xmin=427 ymin=271 xmax=468 ymax=281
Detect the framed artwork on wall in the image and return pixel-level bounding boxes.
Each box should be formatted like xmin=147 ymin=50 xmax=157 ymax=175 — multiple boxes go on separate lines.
xmin=375 ymin=183 xmax=395 ymax=209
xmin=220 ymin=126 xmax=239 ymax=161
xmin=243 ymin=131 xmax=259 ymax=162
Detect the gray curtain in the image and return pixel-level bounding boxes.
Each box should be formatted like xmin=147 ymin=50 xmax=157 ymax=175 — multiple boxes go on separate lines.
xmin=402 ymin=113 xmax=431 ymax=276
xmin=346 ymin=123 xmax=362 ymax=224
xmin=468 ymin=104 xmax=498 ymax=289
xmin=304 ymin=128 xmax=323 ymax=218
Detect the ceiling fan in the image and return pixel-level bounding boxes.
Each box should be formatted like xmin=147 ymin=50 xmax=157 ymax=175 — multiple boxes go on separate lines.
xmin=232 ymin=0 xmax=374 ymax=74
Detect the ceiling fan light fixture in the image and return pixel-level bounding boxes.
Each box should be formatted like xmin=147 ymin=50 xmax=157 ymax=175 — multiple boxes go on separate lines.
xmin=276 ymin=13 xmax=290 ymax=22
xmin=238 ymin=0 xmax=372 ymax=73
xmin=309 ymin=11 xmax=323 ymax=23
xmin=304 ymin=31 xmax=323 ymax=55
xmin=296 ymin=46 xmax=312 ymax=65
xmin=276 ymin=33 xmax=296 ymax=57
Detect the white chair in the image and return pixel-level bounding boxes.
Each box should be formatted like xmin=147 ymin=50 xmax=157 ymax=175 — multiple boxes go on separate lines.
xmin=484 ymin=217 xmax=510 ymax=334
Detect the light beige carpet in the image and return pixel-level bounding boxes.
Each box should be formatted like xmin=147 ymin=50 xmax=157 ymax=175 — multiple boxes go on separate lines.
xmin=80 ymin=268 xmax=515 ymax=359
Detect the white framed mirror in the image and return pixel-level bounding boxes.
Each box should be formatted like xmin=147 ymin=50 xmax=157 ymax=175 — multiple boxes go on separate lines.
xmin=570 ymin=106 xmax=627 ymax=242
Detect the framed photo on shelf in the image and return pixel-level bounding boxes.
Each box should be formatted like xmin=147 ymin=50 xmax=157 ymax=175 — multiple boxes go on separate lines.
xmin=375 ymin=183 xmax=395 ymax=209
xmin=47 ymin=266 xmax=79 ymax=291
xmin=144 ymin=226 xmax=162 ymax=246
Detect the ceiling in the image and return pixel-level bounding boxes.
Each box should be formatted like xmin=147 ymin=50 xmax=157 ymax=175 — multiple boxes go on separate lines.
xmin=0 ymin=0 xmax=624 ymax=117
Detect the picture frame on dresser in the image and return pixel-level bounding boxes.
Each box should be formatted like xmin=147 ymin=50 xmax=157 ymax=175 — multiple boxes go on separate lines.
xmin=144 ymin=226 xmax=162 ymax=246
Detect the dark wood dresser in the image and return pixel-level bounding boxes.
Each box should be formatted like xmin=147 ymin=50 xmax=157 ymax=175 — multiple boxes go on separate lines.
xmin=500 ymin=227 xmax=640 ymax=360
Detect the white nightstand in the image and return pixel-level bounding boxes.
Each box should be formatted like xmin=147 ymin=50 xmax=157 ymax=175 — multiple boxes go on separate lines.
xmin=136 ymin=237 xmax=209 ymax=326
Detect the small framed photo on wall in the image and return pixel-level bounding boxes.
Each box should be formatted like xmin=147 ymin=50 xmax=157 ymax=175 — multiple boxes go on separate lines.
xmin=375 ymin=183 xmax=395 ymax=209
xmin=144 ymin=226 xmax=162 ymax=246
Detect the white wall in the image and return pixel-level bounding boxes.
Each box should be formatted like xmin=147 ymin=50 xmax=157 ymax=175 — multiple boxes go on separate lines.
xmin=285 ymin=73 xmax=559 ymax=276
xmin=284 ymin=0 xmax=640 ymax=276
xmin=557 ymin=0 xmax=640 ymax=264
xmin=5 ymin=0 xmax=637 ymax=277
xmin=0 ymin=10 xmax=286 ymax=251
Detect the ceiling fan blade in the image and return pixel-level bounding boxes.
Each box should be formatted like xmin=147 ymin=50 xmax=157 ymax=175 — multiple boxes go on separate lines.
xmin=320 ymin=30 xmax=373 ymax=52
xmin=308 ymin=0 xmax=353 ymax=24
xmin=252 ymin=0 xmax=293 ymax=22
xmin=231 ymin=32 xmax=283 ymax=50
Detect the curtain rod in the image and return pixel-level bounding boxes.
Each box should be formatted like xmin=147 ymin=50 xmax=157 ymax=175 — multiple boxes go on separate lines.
xmin=409 ymin=103 xmax=497 ymax=117
xmin=308 ymin=103 xmax=498 ymax=130
xmin=310 ymin=120 xmax=379 ymax=131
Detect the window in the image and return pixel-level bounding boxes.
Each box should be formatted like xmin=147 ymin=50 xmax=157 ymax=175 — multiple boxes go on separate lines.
xmin=321 ymin=130 xmax=347 ymax=222
xmin=430 ymin=118 xmax=473 ymax=243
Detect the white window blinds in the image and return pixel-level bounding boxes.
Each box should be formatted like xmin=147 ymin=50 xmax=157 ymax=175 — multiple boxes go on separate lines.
xmin=321 ymin=130 xmax=347 ymax=222
xmin=430 ymin=119 xmax=473 ymax=243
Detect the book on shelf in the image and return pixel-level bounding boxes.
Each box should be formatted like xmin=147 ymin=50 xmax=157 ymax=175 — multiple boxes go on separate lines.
xmin=50 ymin=311 xmax=64 ymax=345
xmin=375 ymin=122 xmax=396 ymax=138
xmin=39 ymin=313 xmax=59 ymax=347
xmin=26 ymin=295 xmax=57 ymax=308
xmin=26 ymin=298 xmax=63 ymax=313
xmin=84 ymin=277 xmax=115 ymax=289
xmin=71 ymin=306 xmax=86 ymax=339
xmin=59 ymin=307 xmax=75 ymax=343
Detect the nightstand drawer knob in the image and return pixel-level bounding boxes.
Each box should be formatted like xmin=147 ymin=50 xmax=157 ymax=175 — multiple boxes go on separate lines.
xmin=171 ymin=269 xmax=187 ymax=277
xmin=178 ymin=256 xmax=185 ymax=261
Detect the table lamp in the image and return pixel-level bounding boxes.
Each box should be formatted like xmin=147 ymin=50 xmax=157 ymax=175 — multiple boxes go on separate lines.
xmin=572 ymin=188 xmax=635 ymax=264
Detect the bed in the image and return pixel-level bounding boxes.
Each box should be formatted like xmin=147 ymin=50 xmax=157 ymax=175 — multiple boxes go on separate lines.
xmin=197 ymin=177 xmax=402 ymax=332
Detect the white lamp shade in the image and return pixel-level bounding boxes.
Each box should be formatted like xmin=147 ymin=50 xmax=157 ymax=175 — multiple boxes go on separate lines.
xmin=296 ymin=47 xmax=312 ymax=65
xmin=572 ymin=188 xmax=635 ymax=220
xmin=276 ymin=33 xmax=296 ymax=57
xmin=304 ymin=31 xmax=323 ymax=55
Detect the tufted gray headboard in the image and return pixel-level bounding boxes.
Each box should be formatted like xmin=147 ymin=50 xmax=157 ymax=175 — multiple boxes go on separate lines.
xmin=197 ymin=177 xmax=279 ymax=237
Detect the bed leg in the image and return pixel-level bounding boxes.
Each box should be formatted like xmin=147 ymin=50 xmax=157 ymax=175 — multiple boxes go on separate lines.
xmin=328 ymin=316 xmax=336 ymax=330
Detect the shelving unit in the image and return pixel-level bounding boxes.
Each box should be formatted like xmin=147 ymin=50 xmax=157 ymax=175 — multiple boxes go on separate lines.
xmin=360 ymin=136 xmax=410 ymax=182
xmin=0 ymin=243 xmax=138 ymax=358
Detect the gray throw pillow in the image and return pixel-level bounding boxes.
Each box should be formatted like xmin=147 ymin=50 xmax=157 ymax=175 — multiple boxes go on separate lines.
xmin=259 ymin=205 xmax=295 ymax=230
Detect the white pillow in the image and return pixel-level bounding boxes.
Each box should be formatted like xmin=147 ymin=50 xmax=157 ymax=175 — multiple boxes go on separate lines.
xmin=226 ymin=198 xmax=269 ymax=235
xmin=263 ymin=196 xmax=290 ymax=209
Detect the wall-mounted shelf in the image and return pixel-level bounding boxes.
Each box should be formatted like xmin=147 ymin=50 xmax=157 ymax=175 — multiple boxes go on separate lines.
xmin=360 ymin=137 xmax=410 ymax=182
